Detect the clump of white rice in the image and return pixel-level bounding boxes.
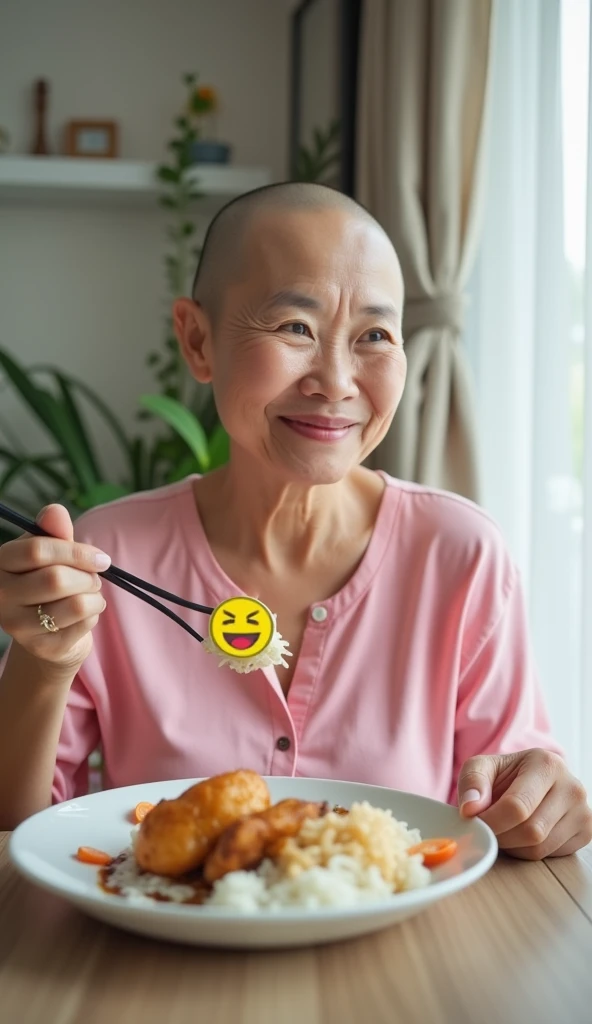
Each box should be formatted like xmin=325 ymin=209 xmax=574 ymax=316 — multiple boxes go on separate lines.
xmin=108 ymin=802 xmax=430 ymax=911
xmin=202 ymin=616 xmax=292 ymax=674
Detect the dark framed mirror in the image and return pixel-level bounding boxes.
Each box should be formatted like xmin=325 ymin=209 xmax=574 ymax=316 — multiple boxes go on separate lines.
xmin=289 ymin=0 xmax=361 ymax=195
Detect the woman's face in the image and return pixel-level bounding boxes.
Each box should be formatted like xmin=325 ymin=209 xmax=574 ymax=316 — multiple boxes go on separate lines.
xmin=178 ymin=208 xmax=407 ymax=485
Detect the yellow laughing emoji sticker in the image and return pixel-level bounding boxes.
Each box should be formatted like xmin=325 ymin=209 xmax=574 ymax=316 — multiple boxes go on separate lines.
xmin=204 ymin=596 xmax=292 ymax=674
xmin=209 ymin=597 xmax=275 ymax=658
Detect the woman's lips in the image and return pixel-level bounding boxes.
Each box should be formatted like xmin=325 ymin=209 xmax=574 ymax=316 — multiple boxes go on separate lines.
xmin=279 ymin=417 xmax=356 ymax=442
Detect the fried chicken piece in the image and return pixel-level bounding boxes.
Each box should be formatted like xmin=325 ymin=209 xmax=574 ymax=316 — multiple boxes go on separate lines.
xmin=203 ymin=798 xmax=328 ymax=883
xmin=134 ymin=770 xmax=270 ymax=877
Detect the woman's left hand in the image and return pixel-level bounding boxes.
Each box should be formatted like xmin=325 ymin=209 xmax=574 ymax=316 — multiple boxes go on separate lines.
xmin=457 ymin=748 xmax=592 ymax=859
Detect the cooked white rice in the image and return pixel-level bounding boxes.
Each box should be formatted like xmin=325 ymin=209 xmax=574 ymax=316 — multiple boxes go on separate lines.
xmin=209 ymin=801 xmax=430 ymax=910
xmin=208 ymin=856 xmax=411 ymax=911
xmin=105 ymin=851 xmax=197 ymax=903
xmin=105 ymin=801 xmax=431 ymax=911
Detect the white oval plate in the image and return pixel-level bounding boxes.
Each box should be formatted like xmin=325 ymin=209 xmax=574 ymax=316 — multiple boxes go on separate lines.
xmin=10 ymin=777 xmax=497 ymax=949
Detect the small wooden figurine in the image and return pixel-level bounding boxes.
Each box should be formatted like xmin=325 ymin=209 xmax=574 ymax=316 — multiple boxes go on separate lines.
xmin=31 ymin=78 xmax=50 ymax=155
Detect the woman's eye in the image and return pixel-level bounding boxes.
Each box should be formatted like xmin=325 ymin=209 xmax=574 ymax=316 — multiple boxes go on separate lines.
xmin=361 ymin=328 xmax=389 ymax=343
xmin=282 ymin=322 xmax=311 ymax=336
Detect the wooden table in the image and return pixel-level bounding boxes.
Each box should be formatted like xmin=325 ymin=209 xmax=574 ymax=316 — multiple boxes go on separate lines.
xmin=1 ymin=834 xmax=591 ymax=1024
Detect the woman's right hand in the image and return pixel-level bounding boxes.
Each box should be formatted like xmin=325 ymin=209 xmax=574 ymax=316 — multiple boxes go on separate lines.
xmin=0 ymin=504 xmax=111 ymax=672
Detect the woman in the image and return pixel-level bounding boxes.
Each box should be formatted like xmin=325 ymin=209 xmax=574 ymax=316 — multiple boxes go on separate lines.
xmin=0 ymin=183 xmax=590 ymax=858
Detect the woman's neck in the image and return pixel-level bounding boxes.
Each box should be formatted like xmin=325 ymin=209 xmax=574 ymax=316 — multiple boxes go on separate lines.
xmin=192 ymin=457 xmax=381 ymax=573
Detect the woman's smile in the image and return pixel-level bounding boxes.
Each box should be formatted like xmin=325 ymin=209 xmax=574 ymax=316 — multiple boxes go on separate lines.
xmin=278 ymin=415 xmax=358 ymax=443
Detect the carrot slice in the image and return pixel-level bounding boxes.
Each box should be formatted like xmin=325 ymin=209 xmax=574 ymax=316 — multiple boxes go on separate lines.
xmin=76 ymin=846 xmax=113 ymax=866
xmin=408 ymin=838 xmax=458 ymax=867
xmin=134 ymin=801 xmax=154 ymax=823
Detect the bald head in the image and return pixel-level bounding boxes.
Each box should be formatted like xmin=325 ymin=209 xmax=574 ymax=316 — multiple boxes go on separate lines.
xmin=192 ymin=182 xmax=399 ymax=320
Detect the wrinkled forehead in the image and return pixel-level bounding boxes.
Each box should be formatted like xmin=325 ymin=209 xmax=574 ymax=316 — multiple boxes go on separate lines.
xmin=232 ymin=207 xmax=404 ymax=305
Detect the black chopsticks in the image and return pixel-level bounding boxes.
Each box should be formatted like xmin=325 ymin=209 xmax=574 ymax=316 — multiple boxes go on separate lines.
xmin=0 ymin=502 xmax=215 ymax=643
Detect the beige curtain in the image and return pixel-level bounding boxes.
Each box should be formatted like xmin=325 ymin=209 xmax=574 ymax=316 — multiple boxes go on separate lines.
xmin=356 ymin=0 xmax=494 ymax=500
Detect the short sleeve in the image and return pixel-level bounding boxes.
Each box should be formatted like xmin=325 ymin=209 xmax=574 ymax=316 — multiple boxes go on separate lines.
xmin=449 ymin=567 xmax=563 ymax=803
xmin=52 ymin=670 xmax=100 ymax=803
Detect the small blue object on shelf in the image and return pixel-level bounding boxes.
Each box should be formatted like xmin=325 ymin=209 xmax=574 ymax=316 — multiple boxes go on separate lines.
xmin=189 ymin=141 xmax=231 ymax=165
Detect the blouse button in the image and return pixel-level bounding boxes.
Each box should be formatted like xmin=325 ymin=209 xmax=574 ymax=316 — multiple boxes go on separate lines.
xmin=311 ymin=605 xmax=328 ymax=623
xmin=276 ymin=736 xmax=291 ymax=752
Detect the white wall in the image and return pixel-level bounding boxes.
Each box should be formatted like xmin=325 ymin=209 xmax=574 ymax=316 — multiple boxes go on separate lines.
xmin=0 ymin=0 xmax=290 ymax=481
xmin=0 ymin=0 xmax=290 ymax=167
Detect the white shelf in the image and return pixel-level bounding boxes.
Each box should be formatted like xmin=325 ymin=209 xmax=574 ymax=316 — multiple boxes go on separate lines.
xmin=0 ymin=156 xmax=271 ymax=209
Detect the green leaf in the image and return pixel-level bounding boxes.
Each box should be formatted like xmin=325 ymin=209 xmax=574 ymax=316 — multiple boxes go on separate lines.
xmin=0 ymin=460 xmax=51 ymax=499
xmin=0 ymin=408 xmax=64 ymax=504
xmin=138 ymin=394 xmax=210 ymax=471
xmin=0 ymin=524 xmax=18 ymax=545
xmin=53 ymin=372 xmax=102 ymax=481
xmin=158 ymin=196 xmax=178 ymax=209
xmin=311 ymin=153 xmax=341 ymax=178
xmin=129 ymin=436 xmax=150 ymax=491
xmin=0 ymin=448 xmax=71 ymax=494
xmin=0 ymin=348 xmax=58 ymax=435
xmin=166 ymin=452 xmax=200 ymax=483
xmin=208 ymin=423 xmax=230 ymax=470
xmin=0 ymin=349 xmax=98 ymax=493
xmin=35 ymin=369 xmax=134 ymax=473
xmin=75 ymin=482 xmax=132 ymax=511
xmin=157 ymin=166 xmax=180 ymax=184
xmin=42 ymin=392 xmax=99 ymax=493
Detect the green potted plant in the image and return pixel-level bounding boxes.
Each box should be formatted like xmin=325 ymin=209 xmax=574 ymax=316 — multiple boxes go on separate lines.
xmin=143 ymin=72 xmax=229 ymax=483
xmin=292 ymin=119 xmax=341 ymax=186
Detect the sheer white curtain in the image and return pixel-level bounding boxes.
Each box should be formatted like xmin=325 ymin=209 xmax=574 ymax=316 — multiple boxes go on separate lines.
xmin=465 ymin=0 xmax=589 ymax=788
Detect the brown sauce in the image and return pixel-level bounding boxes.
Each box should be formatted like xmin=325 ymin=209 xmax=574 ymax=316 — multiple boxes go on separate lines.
xmin=98 ymin=853 xmax=212 ymax=905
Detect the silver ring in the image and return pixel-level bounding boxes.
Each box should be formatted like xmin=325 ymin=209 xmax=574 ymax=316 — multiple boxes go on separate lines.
xmin=38 ymin=605 xmax=59 ymax=633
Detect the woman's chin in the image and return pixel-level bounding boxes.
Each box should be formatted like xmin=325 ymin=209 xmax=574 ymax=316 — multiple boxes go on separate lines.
xmin=272 ymin=450 xmax=358 ymax=486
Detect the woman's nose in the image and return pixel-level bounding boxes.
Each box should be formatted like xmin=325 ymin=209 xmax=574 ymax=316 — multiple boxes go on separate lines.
xmin=299 ymin=345 xmax=359 ymax=402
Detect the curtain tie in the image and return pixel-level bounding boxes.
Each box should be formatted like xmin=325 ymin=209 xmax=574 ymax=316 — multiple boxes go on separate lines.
xmin=403 ymin=294 xmax=465 ymax=335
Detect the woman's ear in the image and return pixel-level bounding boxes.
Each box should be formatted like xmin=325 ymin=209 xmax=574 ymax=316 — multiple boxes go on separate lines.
xmin=173 ymin=298 xmax=213 ymax=383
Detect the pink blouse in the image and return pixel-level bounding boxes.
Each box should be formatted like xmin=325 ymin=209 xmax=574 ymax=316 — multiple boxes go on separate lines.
xmin=2 ymin=473 xmax=561 ymax=804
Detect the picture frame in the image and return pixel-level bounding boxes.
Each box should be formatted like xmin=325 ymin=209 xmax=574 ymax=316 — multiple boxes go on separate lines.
xmin=64 ymin=120 xmax=119 ymax=159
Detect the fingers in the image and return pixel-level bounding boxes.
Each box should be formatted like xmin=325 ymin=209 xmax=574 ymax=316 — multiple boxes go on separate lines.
xmin=548 ymin=822 xmax=592 ymax=858
xmin=457 ymin=753 xmax=514 ymax=815
xmin=36 ymin=503 xmax=75 ymax=542
xmin=0 ymin=503 xmax=111 ymax=670
xmin=492 ymin=783 xmax=566 ymax=849
xmin=502 ymin=802 xmax=592 ymax=860
xmin=33 ymin=592 xmax=107 ymax=633
xmin=0 ymin=535 xmax=110 ymax=574
xmin=1 ymin=589 xmax=106 ymax=644
xmin=1 ymin=565 xmax=102 ymax=610
xmin=460 ymin=748 xmax=592 ymax=861
xmin=475 ymin=750 xmax=558 ymax=834
xmin=0 ymin=565 xmax=103 ymax=636
xmin=22 ymin=615 xmax=102 ymax=664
